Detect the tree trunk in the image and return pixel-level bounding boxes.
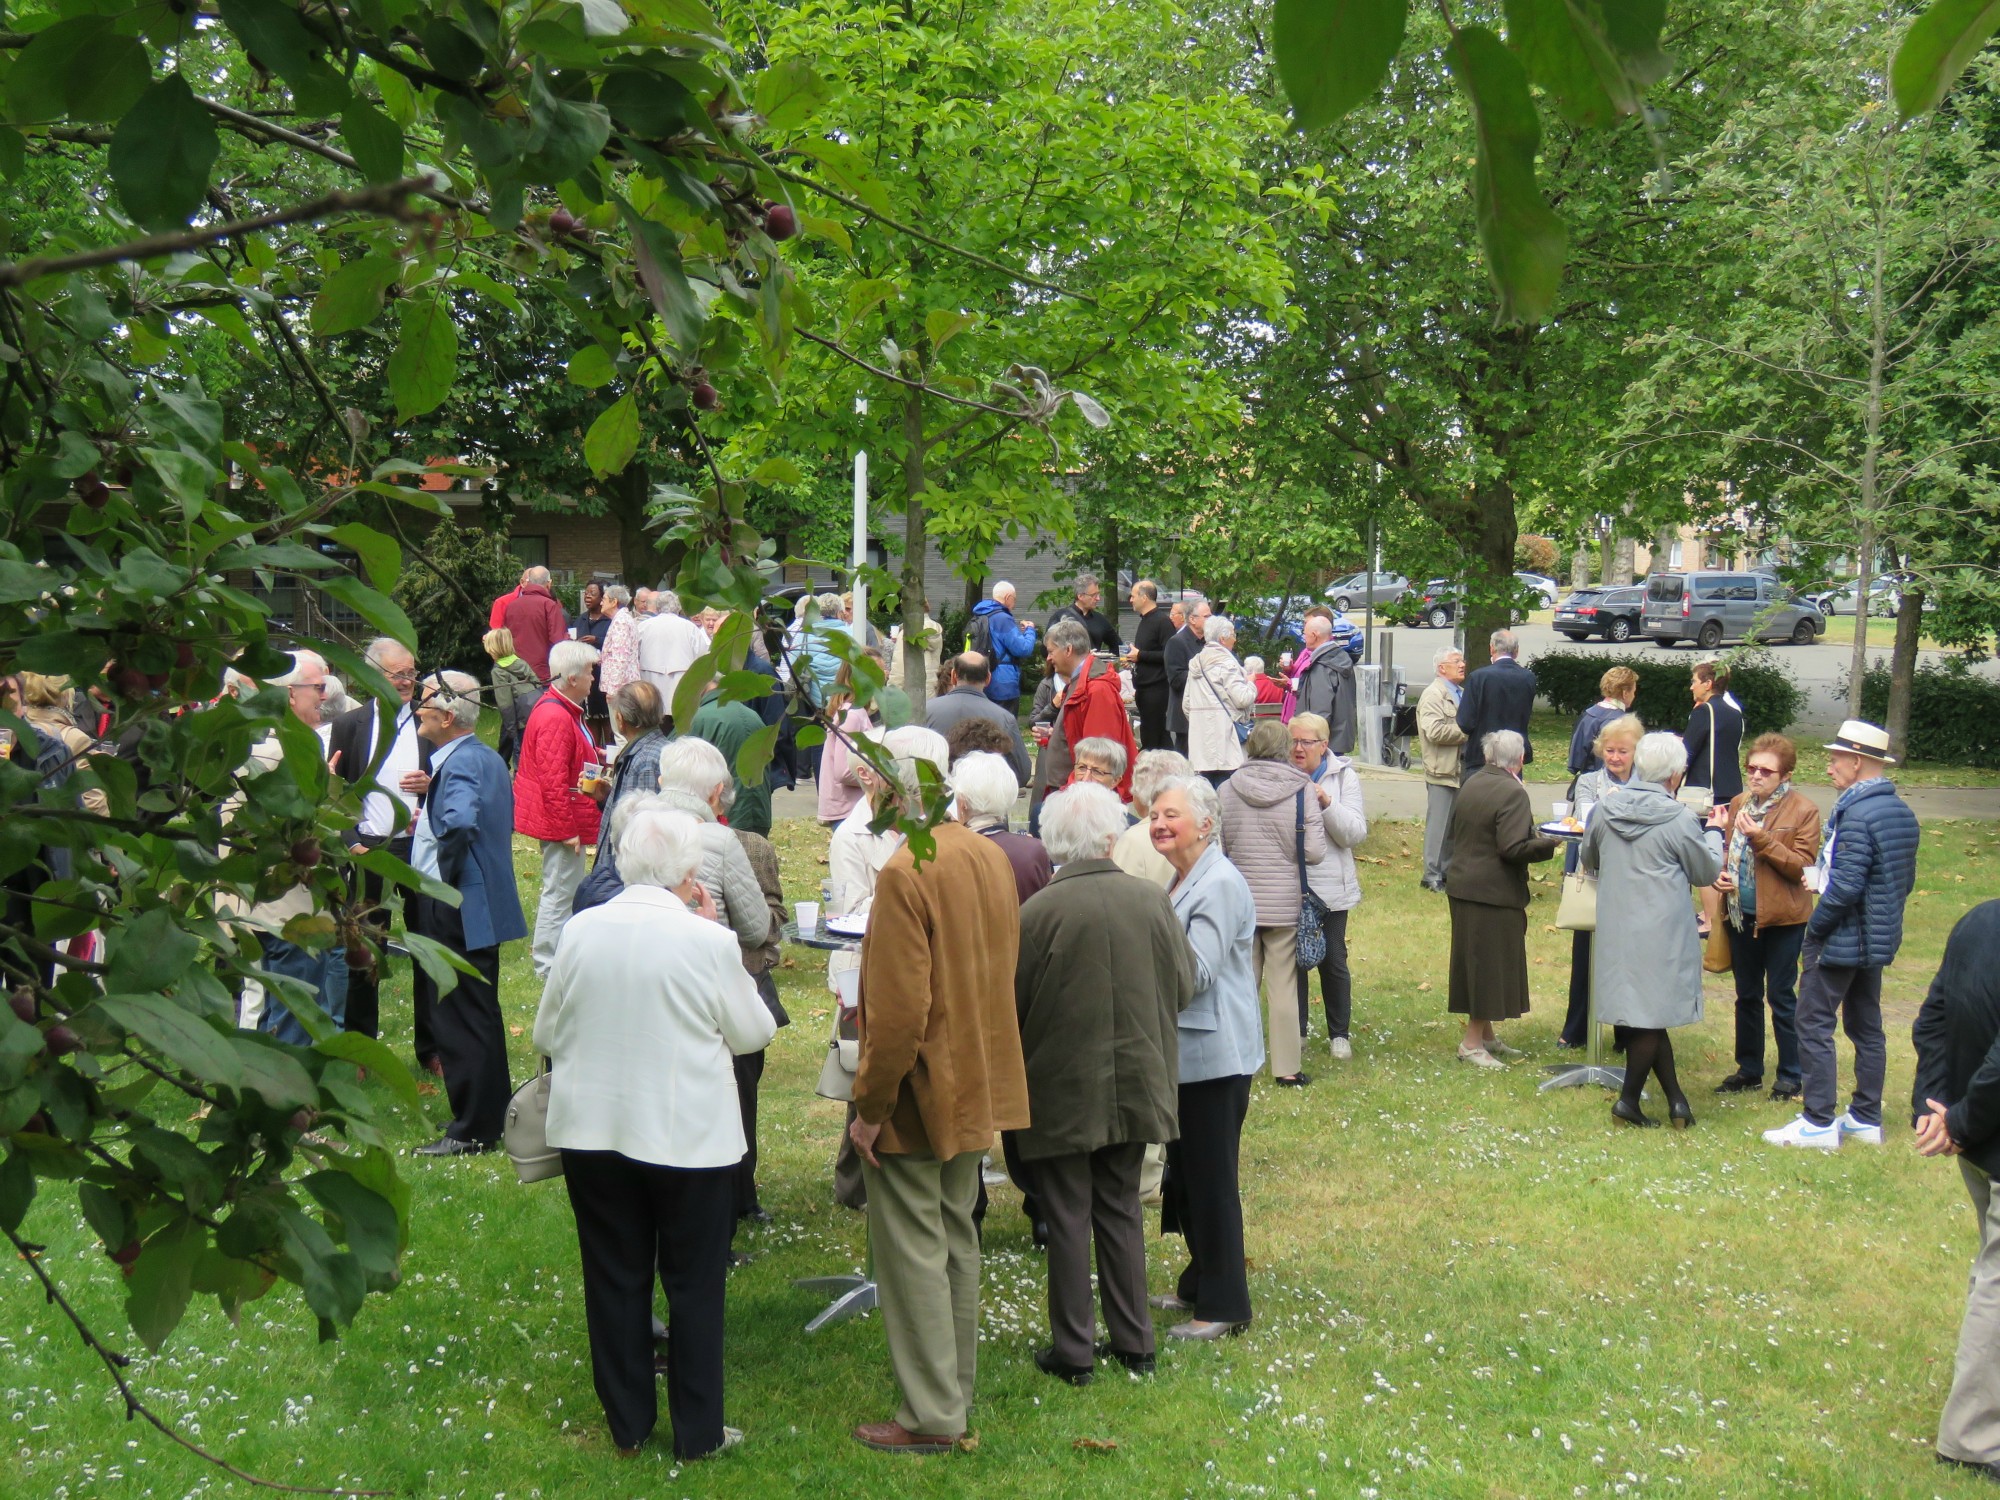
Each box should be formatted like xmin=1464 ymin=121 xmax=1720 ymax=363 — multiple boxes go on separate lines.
xmin=1570 ymin=543 xmax=1593 ymax=588
xmin=1885 ymin=586 xmax=1923 ymax=761
xmin=1103 ymin=516 xmax=1121 ymax=636
xmin=604 ymin=460 xmax=683 ymax=588
xmin=1461 ymin=477 xmax=1519 ymax=655
xmin=1613 ymin=534 xmax=1636 ymax=585
xmin=960 ymin=573 xmax=983 ymax=636
xmin=899 ymin=386 xmax=930 ymax=702
xmin=1847 ymin=515 xmax=1875 ymax=720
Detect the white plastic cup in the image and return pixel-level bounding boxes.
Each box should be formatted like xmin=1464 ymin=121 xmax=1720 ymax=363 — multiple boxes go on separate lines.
xmin=1577 ymin=799 xmax=1595 ymax=824
xmin=1551 ymin=800 xmax=1571 ymax=822
xmin=796 ymin=901 xmax=820 ymax=935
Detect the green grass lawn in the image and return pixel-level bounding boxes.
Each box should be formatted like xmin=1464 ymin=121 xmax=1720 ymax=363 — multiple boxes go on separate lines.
xmin=9 ymin=816 xmax=2000 ymax=1497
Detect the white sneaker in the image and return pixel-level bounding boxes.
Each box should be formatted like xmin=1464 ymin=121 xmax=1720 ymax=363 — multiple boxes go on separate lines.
xmin=1457 ymin=1044 xmax=1505 ymax=1070
xmin=1329 ymin=1037 xmax=1352 ymax=1061
xmin=1836 ymin=1112 xmax=1884 ymax=1146
xmin=1763 ymin=1115 xmax=1840 ymax=1151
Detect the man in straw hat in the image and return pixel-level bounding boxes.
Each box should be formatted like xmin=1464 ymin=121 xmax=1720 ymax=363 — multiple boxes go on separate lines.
xmin=1764 ymin=720 xmax=1919 ymax=1151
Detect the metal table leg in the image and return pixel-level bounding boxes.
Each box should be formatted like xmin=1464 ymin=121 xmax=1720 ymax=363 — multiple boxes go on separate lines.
xmin=1541 ymin=951 xmax=1627 ymax=1092
xmin=794 ymin=1226 xmax=877 ymax=1332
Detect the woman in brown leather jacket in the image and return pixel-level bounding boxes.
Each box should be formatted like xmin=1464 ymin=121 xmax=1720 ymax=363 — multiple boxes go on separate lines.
xmin=1713 ymin=733 xmax=1822 ymax=1101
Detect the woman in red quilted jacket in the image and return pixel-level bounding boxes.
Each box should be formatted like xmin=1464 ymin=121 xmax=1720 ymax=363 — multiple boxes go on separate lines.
xmin=518 ymin=640 xmax=605 ymax=978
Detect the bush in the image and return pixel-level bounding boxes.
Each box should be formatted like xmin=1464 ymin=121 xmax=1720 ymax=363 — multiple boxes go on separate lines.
xmin=395 ymin=524 xmax=523 ymax=675
xmin=1855 ymin=658 xmax=2000 ymax=766
xmin=1528 ymin=649 xmax=1805 ymax=737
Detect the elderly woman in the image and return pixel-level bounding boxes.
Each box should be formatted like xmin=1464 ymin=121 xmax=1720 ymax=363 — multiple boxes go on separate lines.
xmin=1582 ymin=731 xmax=1728 ymax=1128
xmin=535 ymin=807 xmax=777 ymax=1460
xmin=1558 ymin=712 xmax=1644 ymax=1049
xmin=516 ymin=638 xmax=602 ymax=979
xmin=1017 ymin=783 xmax=1194 ymax=1385
xmin=1184 ymin=615 xmax=1256 ymax=784
xmin=1149 ymin=776 xmax=1262 ymax=1340
xmin=1445 ymin=730 xmax=1561 ymax=1068
xmin=1218 ymin=720 xmax=1325 ymax=1086
xmin=950 ymin=751 xmax=1051 ymax=903
xmin=1568 ymin=666 xmax=1638 ymax=779
xmin=1114 ymin=749 xmax=1191 ymax=886
xmin=816 ymin=657 xmax=883 ymax=827
xmin=1713 ymin=733 xmax=1820 ymax=1102
xmin=1243 ymin=654 xmax=1288 ymax=706
xmin=1288 ymin=711 xmax=1367 ymax=1061
xmin=1069 ymin=735 xmax=1128 ymax=796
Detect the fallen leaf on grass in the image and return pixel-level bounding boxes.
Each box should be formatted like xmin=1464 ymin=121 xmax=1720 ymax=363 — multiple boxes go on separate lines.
xmin=1074 ymin=1437 xmax=1118 ymax=1451
xmin=509 ymin=1025 xmax=524 ymax=1036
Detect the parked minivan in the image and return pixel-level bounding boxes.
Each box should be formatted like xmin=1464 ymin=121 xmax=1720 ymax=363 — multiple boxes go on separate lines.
xmin=1642 ymin=571 xmax=1825 ymax=649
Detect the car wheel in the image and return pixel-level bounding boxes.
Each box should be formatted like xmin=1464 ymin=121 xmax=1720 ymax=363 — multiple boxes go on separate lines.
xmin=1331 ymin=596 xmax=1351 ymax=613
xmin=1607 ymin=617 xmax=1633 ymax=642
xmin=1427 ymin=606 xmax=1451 ymax=629
xmin=1697 ymin=620 xmax=1724 ymax=649
xmin=1791 ymin=620 xmax=1815 ymax=644
xmin=1559 ymin=631 xmax=1589 ymax=641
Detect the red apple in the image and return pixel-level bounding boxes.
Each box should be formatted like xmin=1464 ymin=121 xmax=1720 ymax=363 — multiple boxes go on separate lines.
xmin=764 ymin=204 xmax=798 ymax=240
xmin=691 ymin=382 xmax=720 ymax=411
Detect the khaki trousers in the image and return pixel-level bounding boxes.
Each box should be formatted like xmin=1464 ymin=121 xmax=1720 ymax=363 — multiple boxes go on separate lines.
xmin=1941 ymin=1159 xmax=2000 ymax=1466
xmin=1255 ymin=924 xmax=1302 ymax=1077
xmin=863 ymin=1147 xmax=982 ymax=1437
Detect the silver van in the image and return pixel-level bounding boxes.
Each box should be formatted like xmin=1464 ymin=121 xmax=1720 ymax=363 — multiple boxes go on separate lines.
xmin=1642 ymin=571 xmax=1825 ymax=649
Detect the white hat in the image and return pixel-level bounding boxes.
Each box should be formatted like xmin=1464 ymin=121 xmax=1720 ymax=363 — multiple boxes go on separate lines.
xmin=1824 ymin=719 xmax=1895 ymax=765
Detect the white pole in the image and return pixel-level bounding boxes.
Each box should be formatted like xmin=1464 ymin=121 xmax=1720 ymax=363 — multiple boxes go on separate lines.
xmin=851 ymin=396 xmax=868 ymax=640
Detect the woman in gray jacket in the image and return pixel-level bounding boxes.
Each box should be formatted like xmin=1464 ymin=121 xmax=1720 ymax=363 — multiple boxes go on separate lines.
xmin=1287 ymin=712 xmax=1368 ymax=1060
xmin=1149 ymin=776 xmax=1262 ymax=1341
xmin=1582 ymin=731 xmax=1729 ymax=1129
xmin=1217 ymin=721 xmax=1325 ymax=1086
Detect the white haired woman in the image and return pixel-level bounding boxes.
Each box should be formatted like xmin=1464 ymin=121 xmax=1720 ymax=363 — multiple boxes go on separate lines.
xmin=950 ymin=750 xmax=1051 ymax=903
xmin=1183 ymin=615 xmax=1256 ymax=784
xmin=1582 ymin=731 xmax=1728 ymax=1128
xmin=535 ymin=807 xmax=777 ymax=1460
xmin=516 ymin=637 xmax=602 ymax=979
xmin=1288 ymin=710 xmax=1368 ymax=1062
xmin=1148 ymin=776 xmax=1262 ymax=1339
xmin=1018 ymin=783 xmax=1193 ymax=1384
xmin=1445 ymin=730 xmax=1561 ymax=1068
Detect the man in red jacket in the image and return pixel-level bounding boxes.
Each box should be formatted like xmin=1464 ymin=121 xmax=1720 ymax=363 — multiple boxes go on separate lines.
xmin=503 ymin=567 xmax=572 ymax=685
xmin=488 ymin=568 xmax=528 ymax=629
xmin=1047 ymin=619 xmax=1136 ymax=802
xmin=515 ymin=639 xmax=604 ymax=977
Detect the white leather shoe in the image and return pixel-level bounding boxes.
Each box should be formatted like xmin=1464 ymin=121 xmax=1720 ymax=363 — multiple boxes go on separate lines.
xmin=1763 ymin=1115 xmax=1840 ymax=1151
xmin=1836 ymin=1111 xmax=1884 ymax=1145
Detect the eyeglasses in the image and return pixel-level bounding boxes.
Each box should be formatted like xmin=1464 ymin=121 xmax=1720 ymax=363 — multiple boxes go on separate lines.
xmin=1291 ymin=736 xmax=1326 ymax=748
xmin=1073 ymin=763 xmax=1118 ymax=783
xmin=290 ymin=682 xmax=327 ymax=695
xmin=386 ymin=669 xmax=418 ymax=683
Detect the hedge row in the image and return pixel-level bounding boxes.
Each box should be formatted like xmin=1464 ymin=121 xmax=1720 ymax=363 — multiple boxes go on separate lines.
xmin=1528 ymin=649 xmax=1806 ymax=738
xmin=1855 ymin=659 xmax=2000 ymax=767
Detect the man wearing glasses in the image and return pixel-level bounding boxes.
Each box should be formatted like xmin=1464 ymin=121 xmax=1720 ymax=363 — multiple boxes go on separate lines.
xmin=328 ymin=637 xmax=435 ymax=1052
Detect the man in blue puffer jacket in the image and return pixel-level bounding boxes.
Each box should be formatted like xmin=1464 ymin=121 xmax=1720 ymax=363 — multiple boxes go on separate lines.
xmin=971 ymin=581 xmax=1038 ymax=718
xmin=1765 ymin=719 xmax=1920 ymax=1152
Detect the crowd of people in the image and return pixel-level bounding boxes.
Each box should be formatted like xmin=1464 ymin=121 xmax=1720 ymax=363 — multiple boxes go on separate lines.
xmin=13 ymin=567 xmax=1997 ymax=1480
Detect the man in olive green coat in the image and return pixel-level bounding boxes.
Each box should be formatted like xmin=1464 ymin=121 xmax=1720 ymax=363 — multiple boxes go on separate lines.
xmin=686 ymin=682 xmax=772 ymax=836
xmin=1015 ymin=783 xmax=1196 ymax=1384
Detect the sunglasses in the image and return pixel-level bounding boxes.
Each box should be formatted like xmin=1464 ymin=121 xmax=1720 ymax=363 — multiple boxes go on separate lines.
xmin=1746 ymin=765 xmax=1783 ymax=776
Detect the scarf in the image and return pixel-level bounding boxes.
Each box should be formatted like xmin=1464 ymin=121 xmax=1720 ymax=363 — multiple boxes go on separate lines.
xmin=1726 ymin=780 xmax=1790 ymax=929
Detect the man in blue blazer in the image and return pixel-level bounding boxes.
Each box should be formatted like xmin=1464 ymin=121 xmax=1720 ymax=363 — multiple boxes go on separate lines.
xmin=410 ymin=670 xmax=527 ymax=1156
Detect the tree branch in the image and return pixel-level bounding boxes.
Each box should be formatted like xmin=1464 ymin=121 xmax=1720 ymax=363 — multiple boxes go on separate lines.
xmin=795 ymin=329 xmax=1027 ymax=419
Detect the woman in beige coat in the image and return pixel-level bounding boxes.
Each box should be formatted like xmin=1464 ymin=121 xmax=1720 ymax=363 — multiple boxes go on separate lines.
xmin=1184 ymin=615 xmax=1256 ymax=783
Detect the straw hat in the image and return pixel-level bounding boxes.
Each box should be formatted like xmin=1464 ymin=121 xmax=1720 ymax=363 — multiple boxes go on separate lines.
xmin=1824 ymin=719 xmax=1895 ymax=765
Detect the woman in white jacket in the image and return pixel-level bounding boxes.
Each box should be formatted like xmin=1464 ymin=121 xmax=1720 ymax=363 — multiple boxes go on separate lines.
xmin=1288 ymin=712 xmax=1368 ymax=1060
xmin=1184 ymin=615 xmax=1257 ymax=782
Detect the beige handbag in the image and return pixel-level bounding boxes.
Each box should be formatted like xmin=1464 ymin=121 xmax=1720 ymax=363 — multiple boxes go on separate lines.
xmin=1555 ymin=872 xmax=1597 ymax=932
xmin=503 ymin=1065 xmax=562 ymax=1183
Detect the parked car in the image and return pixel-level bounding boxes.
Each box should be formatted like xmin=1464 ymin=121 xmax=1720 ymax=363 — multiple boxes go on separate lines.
xmin=1642 ymin=571 xmax=1826 ymax=648
xmin=1397 ymin=579 xmax=1460 ymax=629
xmin=1514 ymin=572 xmax=1560 ymax=610
xmin=1554 ymin=584 xmax=1646 ymax=642
xmin=1810 ymin=575 xmax=1905 ymax=617
xmin=1323 ymin=571 xmax=1409 ymax=612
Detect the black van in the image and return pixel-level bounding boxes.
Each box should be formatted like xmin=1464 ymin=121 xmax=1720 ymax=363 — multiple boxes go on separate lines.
xmin=1641 ymin=572 xmax=1825 ymax=648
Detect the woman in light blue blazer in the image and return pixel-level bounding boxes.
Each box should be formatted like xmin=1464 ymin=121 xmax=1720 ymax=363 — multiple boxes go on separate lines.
xmin=1148 ymin=776 xmax=1263 ymax=1340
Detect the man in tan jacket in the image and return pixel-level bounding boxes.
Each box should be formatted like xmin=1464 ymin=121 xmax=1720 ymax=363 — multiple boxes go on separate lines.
xmin=848 ymin=819 xmax=1029 ymax=1453
xmin=1417 ymin=647 xmax=1468 ymax=892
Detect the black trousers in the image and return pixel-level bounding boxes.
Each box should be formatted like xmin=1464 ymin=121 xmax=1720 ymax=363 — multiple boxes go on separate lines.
xmin=1039 ymin=1142 xmax=1150 ymax=1367
xmin=409 ymin=894 xmax=508 ymax=1144
xmin=1136 ymin=684 xmax=1171 ymax=750
xmin=1000 ymin=1130 xmax=1044 ymax=1235
xmin=1296 ymin=908 xmax=1352 ymax=1040
xmin=732 ymin=1049 xmax=765 ymax=1219
xmin=1561 ymin=930 xmax=1593 ymax=1047
xmin=344 ymin=833 xmax=413 ymax=1042
xmin=561 ymin=1149 xmax=734 ymax=1457
xmin=1164 ymin=1073 xmax=1253 ymax=1324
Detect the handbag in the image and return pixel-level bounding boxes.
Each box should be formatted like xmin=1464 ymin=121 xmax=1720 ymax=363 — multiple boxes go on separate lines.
xmin=1294 ymin=788 xmax=1333 ymax=968
xmin=1703 ymin=918 xmax=1733 ymax=974
xmin=1555 ymin=872 xmax=1597 ymax=931
xmin=1199 ymin=660 xmax=1253 ymax=743
xmin=503 ymin=1062 xmax=562 ymax=1183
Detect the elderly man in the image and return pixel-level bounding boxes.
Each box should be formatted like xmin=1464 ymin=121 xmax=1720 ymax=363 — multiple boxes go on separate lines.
xmin=1288 ymin=607 xmax=1357 ymax=756
xmin=684 ymin=671 xmax=776 ymax=837
xmin=847 ymin=771 xmax=1028 ymax=1453
xmin=489 ymin=567 xmax=529 ymax=630
xmin=1017 ymin=782 xmax=1193 ymax=1385
xmin=503 ymin=565 xmax=571 ymax=686
xmin=1416 ymin=647 xmax=1469 ymax=893
xmin=1123 ymin=579 xmax=1174 ymax=750
xmin=328 ymin=637 xmax=433 ymax=1045
xmin=410 ymin=670 xmax=526 ymax=1155
xmin=1047 ymin=572 xmax=1121 ymax=655
xmin=1049 ymin=619 xmax=1136 ymax=800
xmin=516 ymin=639 xmax=602 ymax=978
xmin=1165 ymin=596 xmax=1210 ymax=757
xmin=1455 ymin=629 xmax=1537 ymax=775
xmin=969 ymin=581 xmax=1036 ymax=718
xmin=637 ymin=588 xmax=711 ymax=721
xmin=923 ymin=653 xmax=1031 ymax=783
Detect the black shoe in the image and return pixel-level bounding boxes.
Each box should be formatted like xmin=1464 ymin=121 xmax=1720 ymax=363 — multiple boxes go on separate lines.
xmin=1936 ymin=1452 xmax=2000 ymax=1482
xmin=413 ymin=1135 xmax=489 ymax=1157
xmin=1556 ymin=1037 xmax=1586 ymax=1051
xmin=1713 ymin=1072 xmax=1763 ymax=1095
xmin=1769 ymin=1080 xmax=1803 ymax=1101
xmin=1668 ymin=1097 xmax=1695 ymax=1130
xmin=1275 ymin=1073 xmax=1311 ymax=1088
xmin=1031 ymin=1221 xmax=1051 ymax=1250
xmin=1611 ymin=1098 xmax=1660 ymax=1129
xmin=1094 ymin=1341 xmax=1157 ymax=1375
xmin=738 ymin=1207 xmax=774 ymax=1224
xmin=1033 ymin=1347 xmax=1093 ymax=1386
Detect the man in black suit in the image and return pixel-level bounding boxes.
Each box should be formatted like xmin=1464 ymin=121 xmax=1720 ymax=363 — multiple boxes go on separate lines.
xmin=328 ymin=637 xmax=433 ymax=1055
xmin=1122 ymin=579 xmax=1175 ymax=750
xmin=1164 ymin=597 xmax=1209 ymax=758
xmin=1455 ymin=629 xmax=1538 ymax=775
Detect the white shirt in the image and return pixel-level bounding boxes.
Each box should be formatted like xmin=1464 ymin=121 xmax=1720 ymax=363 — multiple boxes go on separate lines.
xmin=636 ymin=612 xmax=710 ymax=705
xmin=410 ymin=733 xmax=473 ymax=880
xmin=359 ymin=705 xmax=422 ymax=838
xmin=532 ymin=886 xmax=776 ymax=1167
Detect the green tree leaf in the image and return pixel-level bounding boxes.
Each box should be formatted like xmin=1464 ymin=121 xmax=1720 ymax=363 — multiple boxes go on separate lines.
xmin=600 ymin=68 xmax=693 ymax=136
xmin=620 ymin=203 xmax=707 ymax=352
xmin=924 ymin=308 xmax=979 ymax=353
xmin=733 ymin=721 xmax=780 ymax=783
xmin=316 ymin=574 xmax=419 ymax=647
xmin=322 ymin=523 xmax=403 ymax=592
xmin=387 ymin=296 xmax=458 ymax=420
xmin=0 ymin=1149 xmax=34 ymax=1233
xmin=302 ymin=1172 xmax=401 ymax=1275
xmin=523 ymin=83 xmax=612 ymax=184
xmin=94 ymin=995 xmax=247 ymax=1090
xmin=1447 ymin=26 xmax=1569 ymax=327
xmin=313 ymin=1033 xmax=422 ymax=1113
xmin=125 ymin=1217 xmax=200 ymax=1351
xmin=216 ymin=0 xmax=353 ymax=114
xmin=1891 ymin=0 xmax=2000 ymax=118
xmin=341 ymin=99 xmax=405 ymax=184
xmin=568 ymin=345 xmax=616 ymax=387
xmin=792 ymin=137 xmax=892 ymax=216
xmin=108 ymin=75 xmax=222 ymax=232
xmin=1271 ymin=0 xmax=1409 ymax=132
xmin=6 ymin=17 xmax=151 ymax=124
xmin=585 ymin=392 xmax=641 ymax=476
xmin=104 ymin=908 xmax=201 ymax=994
xmin=755 ymin=56 xmax=835 ymax=129
xmin=1505 ymin=0 xmax=1630 ymax=127
xmin=309 ymin=253 xmax=402 ymax=337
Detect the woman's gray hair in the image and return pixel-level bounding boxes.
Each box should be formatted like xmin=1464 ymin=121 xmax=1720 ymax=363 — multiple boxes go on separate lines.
xmin=1046 ymin=618 xmax=1091 ymax=655
xmin=1157 ymin=775 xmax=1221 ymax=839
xmin=881 ymin=724 xmax=951 ymax=802
xmin=1072 ymin=736 xmax=1127 ymax=780
xmin=1130 ymin=749 xmax=1191 ymax=813
xmin=1481 ymin=729 xmax=1526 ymax=772
xmin=617 ymin=806 xmax=706 ymax=891
xmin=1243 ymin=655 xmax=1265 ymax=678
xmin=947 ymin=751 xmax=1019 ymax=821
xmin=1634 ymin=730 xmax=1689 ymax=786
xmin=421 ymin=670 xmax=482 ymax=729
xmin=602 ymin=583 xmax=630 ymax=606
xmin=1040 ymin=782 xmax=1126 ymax=865
xmin=548 ymin=639 xmax=599 ymax=684
xmin=814 ymin=591 xmax=843 ymax=617
xmin=657 ymin=736 xmax=733 ymax=807
xmin=1203 ymin=614 xmax=1235 ymax=645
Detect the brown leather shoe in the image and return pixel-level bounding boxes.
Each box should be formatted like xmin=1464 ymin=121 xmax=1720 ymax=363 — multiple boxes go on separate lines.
xmin=851 ymin=1420 xmax=962 ymax=1454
